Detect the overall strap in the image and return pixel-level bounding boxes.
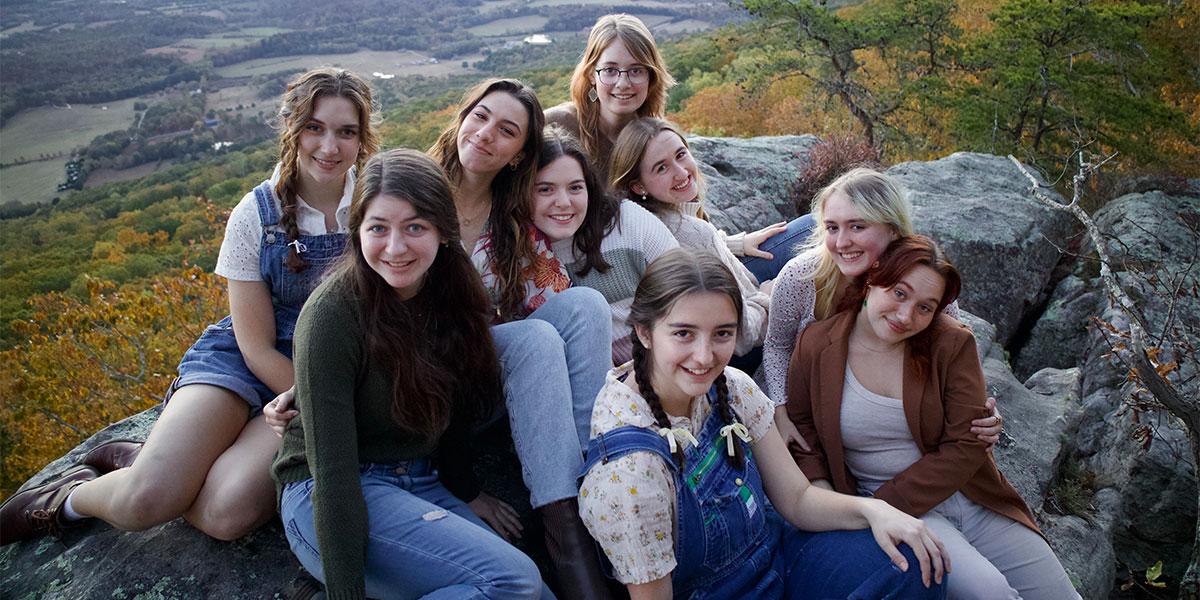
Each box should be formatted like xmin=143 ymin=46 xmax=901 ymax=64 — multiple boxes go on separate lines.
xmin=254 ymin=180 xmax=281 ymax=228
xmin=579 ymin=425 xmax=677 ymax=482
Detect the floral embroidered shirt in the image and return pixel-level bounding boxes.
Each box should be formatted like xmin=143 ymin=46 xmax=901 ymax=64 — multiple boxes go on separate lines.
xmin=578 ymin=362 xmax=775 ymax=584
xmin=472 ymin=224 xmax=572 ymax=321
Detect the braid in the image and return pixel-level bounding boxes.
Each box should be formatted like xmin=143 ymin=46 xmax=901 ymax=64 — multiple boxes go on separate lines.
xmin=631 ymin=335 xmax=683 ymax=469
xmin=276 ymin=127 xmax=310 ymax=273
xmin=714 ymin=372 xmax=744 ymax=469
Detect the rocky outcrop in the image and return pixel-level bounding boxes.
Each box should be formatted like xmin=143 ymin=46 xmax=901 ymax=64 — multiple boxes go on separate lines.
xmin=0 ymin=407 xmax=301 ymax=599
xmin=1019 ymin=189 xmax=1200 ymax=592
xmin=4 ymin=140 xmax=1194 ymax=599
xmin=691 ymin=133 xmax=820 ymax=233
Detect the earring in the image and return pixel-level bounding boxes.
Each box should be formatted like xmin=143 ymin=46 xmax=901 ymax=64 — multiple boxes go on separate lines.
xmin=640 ymin=193 xmax=647 ymax=202
xmin=587 ymin=86 xmax=598 ymax=103
xmin=862 ymin=298 xmax=868 ymax=307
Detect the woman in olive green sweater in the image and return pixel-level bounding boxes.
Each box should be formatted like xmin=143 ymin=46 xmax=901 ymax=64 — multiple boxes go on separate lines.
xmin=272 ymin=149 xmax=552 ymax=600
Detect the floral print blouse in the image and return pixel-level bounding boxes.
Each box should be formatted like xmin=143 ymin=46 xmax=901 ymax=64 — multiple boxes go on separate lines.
xmin=579 ymin=362 xmax=776 ymax=584
xmin=472 ymin=224 xmax=571 ymax=321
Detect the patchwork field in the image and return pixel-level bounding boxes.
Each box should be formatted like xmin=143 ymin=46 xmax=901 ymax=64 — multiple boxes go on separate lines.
xmin=0 ymin=98 xmax=146 ymax=165
xmin=0 ymin=158 xmax=68 ymax=205
xmin=214 ymin=49 xmax=475 ymax=79
xmin=147 ymin=27 xmax=293 ymax=64
xmin=467 ymin=15 xmax=549 ymax=37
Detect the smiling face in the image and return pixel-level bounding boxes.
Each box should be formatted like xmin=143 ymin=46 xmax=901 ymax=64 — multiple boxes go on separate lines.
xmin=632 ymin=130 xmax=698 ymax=205
xmin=822 ymin=190 xmax=900 ymax=278
xmin=532 ymin=156 xmax=589 ymax=243
xmin=636 ymin=291 xmax=739 ymax=409
xmin=456 ymin=91 xmax=529 ymax=177
xmin=862 ymin=264 xmax=946 ymax=346
xmin=590 ymin=39 xmax=650 ymax=123
xmin=297 ymin=95 xmax=362 ymax=188
xmin=360 ymin=194 xmax=442 ymax=300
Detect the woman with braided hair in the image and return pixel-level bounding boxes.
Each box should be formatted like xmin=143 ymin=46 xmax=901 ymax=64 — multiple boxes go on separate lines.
xmin=1 ymin=68 xmax=378 ymax=545
xmin=578 ymin=248 xmax=949 ymax=599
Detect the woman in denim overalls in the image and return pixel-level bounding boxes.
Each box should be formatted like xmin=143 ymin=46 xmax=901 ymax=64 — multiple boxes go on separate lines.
xmin=579 ymin=249 xmax=949 ymax=599
xmin=0 ymin=68 xmax=379 ymax=546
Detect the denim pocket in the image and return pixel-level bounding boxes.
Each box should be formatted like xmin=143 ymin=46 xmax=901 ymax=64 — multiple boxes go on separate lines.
xmin=699 ymin=477 xmax=768 ymax=572
xmin=278 ymin=255 xmax=339 ymax=308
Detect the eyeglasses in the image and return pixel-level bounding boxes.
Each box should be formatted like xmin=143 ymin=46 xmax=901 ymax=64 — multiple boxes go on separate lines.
xmin=594 ymin=66 xmax=650 ymax=85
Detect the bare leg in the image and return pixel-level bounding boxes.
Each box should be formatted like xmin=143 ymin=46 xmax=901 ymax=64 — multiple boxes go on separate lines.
xmin=182 ymin=415 xmax=280 ymax=540
xmin=69 ymin=385 xmax=249 ymax=532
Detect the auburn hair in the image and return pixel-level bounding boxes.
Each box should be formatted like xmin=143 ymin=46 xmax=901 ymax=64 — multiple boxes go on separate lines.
xmin=844 ymin=235 xmax=961 ymax=378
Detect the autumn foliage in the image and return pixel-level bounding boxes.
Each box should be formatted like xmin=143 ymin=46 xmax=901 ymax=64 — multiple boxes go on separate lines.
xmin=0 ymin=267 xmax=227 ymax=498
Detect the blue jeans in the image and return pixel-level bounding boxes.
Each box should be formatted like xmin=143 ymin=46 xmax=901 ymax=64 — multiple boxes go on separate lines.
xmin=491 ymin=287 xmax=611 ymax=508
xmin=739 ymin=213 xmax=816 ymax=283
xmin=281 ymin=463 xmax=553 ymax=600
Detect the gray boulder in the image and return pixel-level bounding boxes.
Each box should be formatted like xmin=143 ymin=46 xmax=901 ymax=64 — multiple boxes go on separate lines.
xmin=1050 ymin=190 xmax=1200 ymax=590
xmin=958 ymin=311 xmax=1083 ymax=507
xmin=1012 ymin=275 xmax=1105 ymax=381
xmin=0 ymin=407 xmax=299 ymax=599
xmin=688 ymin=134 xmax=820 ymax=233
xmin=887 ymin=153 xmax=1077 ymax=346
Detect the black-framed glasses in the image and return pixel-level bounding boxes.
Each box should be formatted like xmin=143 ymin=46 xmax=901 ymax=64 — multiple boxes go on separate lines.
xmin=594 ymin=66 xmax=650 ymax=85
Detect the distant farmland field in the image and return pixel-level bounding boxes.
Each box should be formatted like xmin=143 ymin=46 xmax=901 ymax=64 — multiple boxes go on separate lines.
xmin=214 ymin=49 xmax=475 ymax=79
xmin=467 ymin=15 xmax=549 ymax=37
xmin=0 ymin=98 xmax=143 ymax=165
xmin=0 ymin=158 xmax=67 ymax=205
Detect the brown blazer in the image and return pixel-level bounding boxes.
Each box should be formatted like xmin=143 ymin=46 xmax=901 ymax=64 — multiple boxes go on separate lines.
xmin=785 ymin=310 xmax=1040 ymax=534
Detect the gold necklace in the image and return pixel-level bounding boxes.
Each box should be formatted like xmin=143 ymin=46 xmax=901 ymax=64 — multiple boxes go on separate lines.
xmin=458 ymin=200 xmax=490 ymax=228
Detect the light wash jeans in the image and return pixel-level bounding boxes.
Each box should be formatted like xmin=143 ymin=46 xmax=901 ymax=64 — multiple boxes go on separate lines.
xmin=490 ymin=287 xmax=611 ymax=508
xmin=739 ymin=213 xmax=817 ymax=283
xmin=281 ymin=462 xmax=554 ymax=600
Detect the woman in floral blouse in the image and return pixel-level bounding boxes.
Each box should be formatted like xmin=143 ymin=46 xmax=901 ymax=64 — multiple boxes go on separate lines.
xmin=579 ymin=248 xmax=948 ymax=599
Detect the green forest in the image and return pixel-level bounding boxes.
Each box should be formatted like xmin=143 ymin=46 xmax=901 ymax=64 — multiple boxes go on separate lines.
xmin=1 ymin=0 xmax=1197 ymax=521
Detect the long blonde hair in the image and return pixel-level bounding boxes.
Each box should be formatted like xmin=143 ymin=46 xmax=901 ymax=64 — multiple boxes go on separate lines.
xmin=609 ymin=117 xmax=709 ymax=220
xmin=569 ymin=14 xmax=676 ymax=164
xmin=797 ymin=167 xmax=914 ymax=318
xmin=274 ymin=68 xmax=379 ymax=272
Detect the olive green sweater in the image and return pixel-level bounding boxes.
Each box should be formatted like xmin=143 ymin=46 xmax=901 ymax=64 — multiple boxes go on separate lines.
xmin=271 ymin=274 xmax=445 ymax=600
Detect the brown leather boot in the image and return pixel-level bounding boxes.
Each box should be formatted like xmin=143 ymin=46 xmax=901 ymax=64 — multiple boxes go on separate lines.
xmin=538 ymin=498 xmax=615 ymax=600
xmin=0 ymin=465 xmax=98 ymax=546
xmin=81 ymin=439 xmax=143 ymax=473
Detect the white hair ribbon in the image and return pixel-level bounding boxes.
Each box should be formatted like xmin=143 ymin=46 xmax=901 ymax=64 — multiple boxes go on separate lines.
xmin=719 ymin=423 xmax=752 ymax=457
xmin=288 ymin=239 xmax=308 ymax=254
xmin=657 ymin=427 xmax=699 ymax=454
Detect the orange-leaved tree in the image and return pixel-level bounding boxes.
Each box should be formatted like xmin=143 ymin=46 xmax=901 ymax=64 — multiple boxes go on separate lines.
xmin=0 ymin=268 xmax=227 ymax=499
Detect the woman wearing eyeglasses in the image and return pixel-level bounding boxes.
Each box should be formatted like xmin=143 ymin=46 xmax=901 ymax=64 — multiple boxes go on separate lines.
xmin=546 ymin=14 xmax=814 ymax=287
xmin=544 ymin=14 xmax=673 ymax=188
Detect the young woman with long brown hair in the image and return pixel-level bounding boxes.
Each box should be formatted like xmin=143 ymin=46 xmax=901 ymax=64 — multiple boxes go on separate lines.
xmin=426 ymin=80 xmax=614 ymax=597
xmin=1 ymin=68 xmax=378 ymax=545
xmin=274 ymin=148 xmax=550 ymax=599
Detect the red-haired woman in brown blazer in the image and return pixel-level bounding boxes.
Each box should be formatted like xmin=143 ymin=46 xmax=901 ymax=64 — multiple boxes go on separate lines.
xmin=786 ymin=235 xmax=1079 ymax=600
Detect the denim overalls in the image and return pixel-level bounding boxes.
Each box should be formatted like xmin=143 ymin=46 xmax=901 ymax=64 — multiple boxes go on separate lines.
xmin=172 ymin=180 xmax=347 ymax=415
xmin=582 ymin=388 xmax=784 ymax=599
xmin=581 ymin=385 xmax=946 ymax=600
